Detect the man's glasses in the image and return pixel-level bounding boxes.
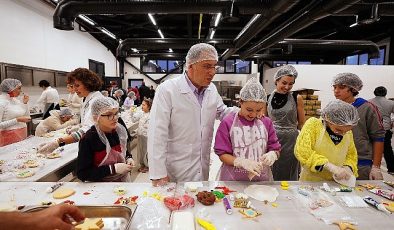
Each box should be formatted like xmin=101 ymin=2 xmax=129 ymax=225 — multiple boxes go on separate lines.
xmin=200 ymin=64 xmax=220 ymax=71
xmin=100 ymin=111 xmax=120 ymax=120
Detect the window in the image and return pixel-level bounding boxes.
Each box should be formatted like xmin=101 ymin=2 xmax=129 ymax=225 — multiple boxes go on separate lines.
xmin=235 ymin=59 xmax=250 ymax=73
xmin=168 ymin=60 xmax=183 ymax=73
xmin=359 ymin=53 xmax=368 ymax=65
xmin=225 ymin=60 xmax=235 ymax=72
xmin=273 ymin=61 xmax=311 ymax=66
xmin=157 ymin=60 xmax=167 ymax=73
xmin=369 ymin=48 xmax=385 ymax=65
xmin=216 ymin=61 xmax=225 ymax=73
xmin=141 ymin=59 xmax=184 ymax=73
xmin=344 ymin=46 xmax=386 ymax=65
xmin=346 ymin=55 xmax=358 ymax=65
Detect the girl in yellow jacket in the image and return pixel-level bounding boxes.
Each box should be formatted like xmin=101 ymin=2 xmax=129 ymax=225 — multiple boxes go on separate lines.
xmin=295 ymin=100 xmax=359 ymax=181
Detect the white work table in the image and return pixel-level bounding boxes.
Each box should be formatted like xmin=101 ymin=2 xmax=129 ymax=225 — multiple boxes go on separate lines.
xmin=0 ymin=181 xmax=392 ymax=229
xmin=0 ymin=135 xmax=78 ymax=182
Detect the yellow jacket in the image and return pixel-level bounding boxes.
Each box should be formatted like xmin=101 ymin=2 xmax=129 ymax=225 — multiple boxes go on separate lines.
xmin=295 ymin=117 xmax=358 ymax=181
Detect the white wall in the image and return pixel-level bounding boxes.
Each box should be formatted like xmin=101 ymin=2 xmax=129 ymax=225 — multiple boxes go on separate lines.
xmin=0 ymin=0 xmax=117 ymax=75
xmin=263 ymin=65 xmax=394 ymax=108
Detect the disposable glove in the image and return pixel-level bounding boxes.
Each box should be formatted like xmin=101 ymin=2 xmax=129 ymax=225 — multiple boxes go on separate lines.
xmin=126 ymin=158 xmax=135 ymax=167
xmin=369 ymin=166 xmax=383 ymax=180
xmin=114 ymin=163 xmax=132 ymax=174
xmin=325 ymin=162 xmax=352 ymax=180
xmin=66 ymin=125 xmax=81 ymax=134
xmin=261 ymin=151 xmax=278 ymax=166
xmin=234 ymin=158 xmax=262 ymax=177
xmin=37 ymin=140 xmax=59 ymax=155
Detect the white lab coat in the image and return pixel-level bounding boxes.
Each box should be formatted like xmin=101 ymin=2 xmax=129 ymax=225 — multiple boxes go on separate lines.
xmin=80 ymin=91 xmax=104 ymax=133
xmin=148 ymin=74 xmax=232 ymax=182
xmin=36 ymin=86 xmax=60 ymax=112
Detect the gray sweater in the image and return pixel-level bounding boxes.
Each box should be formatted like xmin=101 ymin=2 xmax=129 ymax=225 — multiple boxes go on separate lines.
xmin=369 ymin=96 xmax=394 ymax=130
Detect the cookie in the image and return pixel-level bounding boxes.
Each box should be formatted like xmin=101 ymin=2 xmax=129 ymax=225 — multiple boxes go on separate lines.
xmin=75 ymin=218 xmax=104 ymax=230
xmin=196 ymin=191 xmax=215 ymax=206
xmin=0 ymin=160 xmax=5 ymax=166
xmin=25 ymin=160 xmax=39 ymax=168
xmin=47 ymin=152 xmax=61 ymax=159
xmin=53 ymin=188 xmax=75 ymax=199
xmin=16 ymin=170 xmax=34 ymax=178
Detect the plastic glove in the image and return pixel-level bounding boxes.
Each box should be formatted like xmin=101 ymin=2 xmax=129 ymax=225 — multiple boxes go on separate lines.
xmin=114 ymin=163 xmax=132 ymax=174
xmin=37 ymin=140 xmax=59 ymax=155
xmin=66 ymin=125 xmax=80 ymax=134
xmin=126 ymin=158 xmax=135 ymax=167
xmin=261 ymin=151 xmax=278 ymax=166
xmin=369 ymin=166 xmax=383 ymax=180
xmin=234 ymin=158 xmax=262 ymax=177
xmin=325 ymin=163 xmax=352 ymax=180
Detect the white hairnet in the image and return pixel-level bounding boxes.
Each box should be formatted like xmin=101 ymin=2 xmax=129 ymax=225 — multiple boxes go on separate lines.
xmin=185 ymin=43 xmax=218 ymax=67
xmin=91 ymin=97 xmax=119 ymax=119
xmin=239 ymin=77 xmax=267 ymax=102
xmin=59 ymin=108 xmax=73 ymax=117
xmin=332 ymin=72 xmax=363 ymax=92
xmin=127 ymin=91 xmax=136 ymax=100
xmin=274 ymin=65 xmax=298 ymax=81
xmin=101 ymin=90 xmax=109 ymax=97
xmin=115 ymin=89 xmax=124 ymax=96
xmin=0 ymin=78 xmax=22 ymax=93
xmin=321 ymin=100 xmax=359 ymax=126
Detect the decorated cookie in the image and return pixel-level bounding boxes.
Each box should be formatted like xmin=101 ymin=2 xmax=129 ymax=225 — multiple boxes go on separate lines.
xmin=75 ymin=218 xmax=104 ymax=230
xmin=113 ymin=186 xmax=126 ymax=195
xmin=47 ymin=152 xmax=61 ymax=159
xmin=196 ymin=191 xmax=216 ymax=206
xmin=16 ymin=170 xmax=34 ymax=178
xmin=24 ymin=160 xmax=39 ymax=168
xmin=0 ymin=160 xmax=5 ymax=166
xmin=53 ymin=188 xmax=75 ymax=199
xmin=239 ymin=208 xmax=262 ymax=218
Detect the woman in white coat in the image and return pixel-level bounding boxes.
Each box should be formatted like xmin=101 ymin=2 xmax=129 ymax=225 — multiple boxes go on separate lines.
xmin=0 ymin=79 xmax=31 ymax=146
xmin=148 ymin=43 xmax=233 ymax=185
xmin=65 ymin=83 xmax=82 ymax=115
xmin=37 ymin=68 xmax=104 ymax=154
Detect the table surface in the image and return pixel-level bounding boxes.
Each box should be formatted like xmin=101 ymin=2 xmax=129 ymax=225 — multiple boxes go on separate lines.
xmin=0 ymin=181 xmax=392 ymax=230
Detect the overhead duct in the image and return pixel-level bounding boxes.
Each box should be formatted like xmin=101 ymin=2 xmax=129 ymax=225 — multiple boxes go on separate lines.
xmin=240 ymin=0 xmax=361 ymax=59
xmin=276 ymin=38 xmax=380 ymax=58
xmin=116 ymin=38 xmax=234 ymax=58
xmin=54 ymin=0 xmax=279 ymax=30
xmin=221 ymin=0 xmax=300 ymax=60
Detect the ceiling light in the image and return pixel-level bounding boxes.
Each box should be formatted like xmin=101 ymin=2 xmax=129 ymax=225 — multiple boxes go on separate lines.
xmin=78 ymin=15 xmax=95 ymax=26
xmin=131 ymin=48 xmax=138 ymax=52
xmin=214 ymin=13 xmax=221 ymax=27
xmin=209 ymin=30 xmax=216 ymax=39
xmin=148 ymin=13 xmax=157 ymax=26
xmin=101 ymin=28 xmax=116 ymax=40
xmin=169 ymin=48 xmax=173 ymax=52
xmin=158 ymin=29 xmax=164 ymax=39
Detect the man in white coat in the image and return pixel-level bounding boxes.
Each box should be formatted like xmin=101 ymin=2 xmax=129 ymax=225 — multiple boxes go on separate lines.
xmin=148 ymin=43 xmax=233 ymax=185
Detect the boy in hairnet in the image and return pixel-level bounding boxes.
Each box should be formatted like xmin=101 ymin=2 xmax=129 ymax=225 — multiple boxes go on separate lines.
xmin=76 ymin=97 xmax=134 ymax=182
xmin=214 ymin=77 xmax=281 ymax=181
xmin=332 ymin=73 xmax=385 ymax=180
xmin=35 ymin=108 xmax=79 ymax=136
xmin=295 ymin=100 xmax=359 ymax=182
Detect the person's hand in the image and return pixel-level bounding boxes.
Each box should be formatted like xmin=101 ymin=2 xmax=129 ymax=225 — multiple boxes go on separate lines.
xmin=261 ymin=151 xmax=278 ymax=166
xmin=29 ymin=204 xmax=85 ymax=230
xmin=325 ymin=162 xmax=352 ymax=180
xmin=234 ymin=158 xmax=262 ymax=177
xmin=126 ymin=158 xmax=135 ymax=167
xmin=22 ymin=94 xmax=29 ymax=104
xmin=369 ymin=165 xmax=383 ymax=180
xmin=66 ymin=125 xmax=80 ymax=134
xmin=16 ymin=116 xmax=31 ymax=123
xmin=37 ymin=140 xmax=59 ymax=155
xmin=152 ymin=176 xmax=169 ymax=187
xmin=114 ymin=163 xmax=132 ymax=174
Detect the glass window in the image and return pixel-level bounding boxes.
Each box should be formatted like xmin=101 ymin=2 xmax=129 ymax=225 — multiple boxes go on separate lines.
xmin=297 ymin=61 xmax=311 ymax=65
xmin=235 ymin=59 xmax=250 ymax=73
xmin=287 ymin=61 xmax=297 ymax=64
xmin=273 ymin=61 xmax=286 ymax=67
xmin=346 ymin=55 xmax=358 ymax=65
xmin=225 ymin=60 xmax=235 ymax=73
xmin=359 ymin=53 xmax=368 ymax=65
xmin=216 ymin=61 xmax=225 ymax=73
xmin=369 ymin=48 xmax=385 ymax=65
xmin=157 ymin=60 xmax=167 ymax=73
xmin=168 ymin=60 xmax=183 ymax=73
xmin=142 ymin=61 xmax=158 ymax=73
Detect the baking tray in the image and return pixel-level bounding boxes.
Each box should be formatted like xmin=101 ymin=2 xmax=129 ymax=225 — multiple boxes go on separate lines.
xmin=24 ymin=205 xmax=135 ymax=230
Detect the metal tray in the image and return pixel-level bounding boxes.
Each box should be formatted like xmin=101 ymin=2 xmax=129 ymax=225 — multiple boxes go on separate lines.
xmin=24 ymin=205 xmax=135 ymax=230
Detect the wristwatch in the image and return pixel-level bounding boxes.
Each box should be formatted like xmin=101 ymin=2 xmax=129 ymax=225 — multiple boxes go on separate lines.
xmin=57 ymin=138 xmax=66 ymax=147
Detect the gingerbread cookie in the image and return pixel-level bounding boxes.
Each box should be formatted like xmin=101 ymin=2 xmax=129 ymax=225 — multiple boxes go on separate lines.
xmin=16 ymin=170 xmax=34 ymax=178
xmin=75 ymin=218 xmax=104 ymax=230
xmin=24 ymin=160 xmax=39 ymax=168
xmin=53 ymin=188 xmax=75 ymax=199
xmin=196 ymin=191 xmax=216 ymax=206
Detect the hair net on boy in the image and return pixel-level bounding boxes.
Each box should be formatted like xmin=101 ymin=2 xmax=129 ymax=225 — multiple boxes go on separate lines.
xmin=239 ymin=77 xmax=267 ymax=102
xmin=274 ymin=65 xmax=298 ymax=81
xmin=0 ymin=78 xmax=22 ymax=93
xmin=59 ymin=108 xmax=73 ymax=117
xmin=321 ymin=100 xmax=359 ymax=126
xmin=332 ymin=72 xmax=363 ymax=92
xmin=185 ymin=43 xmax=218 ymax=67
xmin=90 ymin=97 xmax=128 ymax=164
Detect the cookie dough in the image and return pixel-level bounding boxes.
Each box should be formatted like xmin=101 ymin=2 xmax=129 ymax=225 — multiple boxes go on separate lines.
xmin=47 ymin=152 xmax=61 ymax=159
xmin=75 ymin=218 xmax=104 ymax=230
xmin=53 ymin=188 xmax=75 ymax=199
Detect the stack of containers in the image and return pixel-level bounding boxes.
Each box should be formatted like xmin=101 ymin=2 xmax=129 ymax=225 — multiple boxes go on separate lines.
xmin=297 ymin=89 xmax=321 ymax=120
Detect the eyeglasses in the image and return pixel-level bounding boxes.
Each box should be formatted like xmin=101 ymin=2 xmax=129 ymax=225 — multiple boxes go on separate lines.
xmin=100 ymin=111 xmax=120 ymax=120
xmin=200 ymin=64 xmax=220 ymax=71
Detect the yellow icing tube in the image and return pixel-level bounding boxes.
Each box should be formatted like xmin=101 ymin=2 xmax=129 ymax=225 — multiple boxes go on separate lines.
xmin=196 ymin=218 xmax=216 ymax=230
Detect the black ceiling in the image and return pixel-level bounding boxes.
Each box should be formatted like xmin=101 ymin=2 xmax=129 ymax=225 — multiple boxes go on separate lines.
xmin=47 ymin=0 xmax=394 ymax=64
